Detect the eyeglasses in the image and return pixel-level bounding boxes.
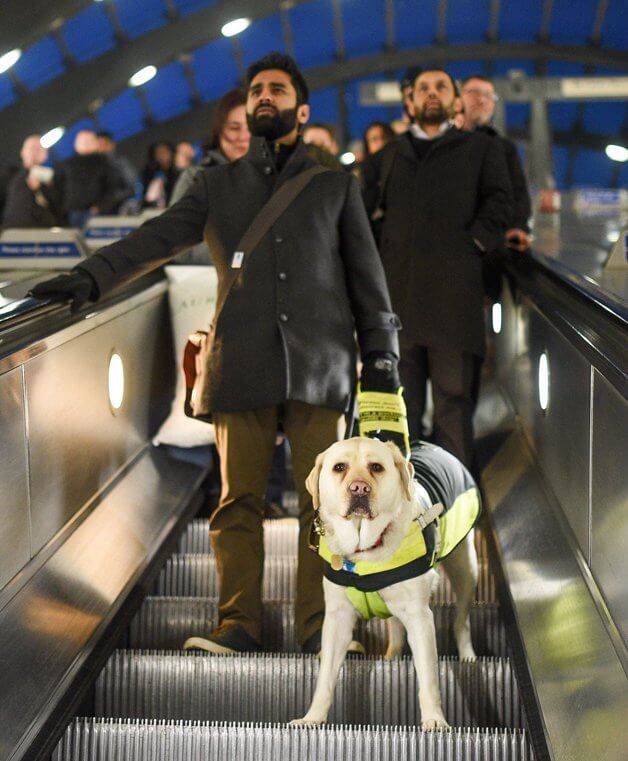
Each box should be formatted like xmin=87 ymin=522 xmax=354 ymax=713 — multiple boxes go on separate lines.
xmin=463 ymin=88 xmax=499 ymax=102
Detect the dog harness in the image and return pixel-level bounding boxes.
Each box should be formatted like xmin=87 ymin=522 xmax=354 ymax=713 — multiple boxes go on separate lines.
xmin=317 ymin=442 xmax=481 ymax=620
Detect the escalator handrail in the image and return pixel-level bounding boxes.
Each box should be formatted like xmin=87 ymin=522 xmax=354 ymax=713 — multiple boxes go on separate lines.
xmin=0 ymin=294 xmax=69 ymax=332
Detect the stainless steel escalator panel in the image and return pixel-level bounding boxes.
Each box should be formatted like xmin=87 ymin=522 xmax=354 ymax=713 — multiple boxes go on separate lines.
xmin=95 ymin=652 xmax=522 ymax=729
xmin=55 ymin=718 xmax=534 ymax=761
xmin=178 ymin=518 xmax=300 ymax=555
xmin=154 ymin=554 xmax=497 ymax=604
xmin=178 ymin=519 xmax=490 ymax=559
xmin=130 ymin=597 xmax=507 ymax=656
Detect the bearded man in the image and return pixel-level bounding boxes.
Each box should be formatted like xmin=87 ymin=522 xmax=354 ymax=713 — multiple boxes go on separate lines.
xmin=30 ymin=53 xmax=401 ymax=654
xmin=362 ymin=68 xmax=513 ymax=474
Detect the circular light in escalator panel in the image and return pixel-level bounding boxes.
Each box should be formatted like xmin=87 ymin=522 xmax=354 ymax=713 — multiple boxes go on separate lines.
xmin=538 ymin=351 xmax=550 ymax=412
xmin=108 ymin=353 xmax=125 ymax=411
xmin=491 ymin=302 xmax=502 ymax=334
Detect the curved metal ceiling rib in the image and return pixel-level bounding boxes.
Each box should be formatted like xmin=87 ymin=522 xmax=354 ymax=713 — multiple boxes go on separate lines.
xmin=0 ymin=0 xmax=88 ymax=56
xmin=0 ymin=0 xmax=306 ymax=164
xmin=112 ymin=41 xmax=628 ymax=164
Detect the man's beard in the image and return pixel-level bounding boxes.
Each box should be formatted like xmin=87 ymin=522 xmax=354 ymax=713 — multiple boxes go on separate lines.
xmin=247 ymin=105 xmax=298 ymax=141
xmin=415 ymin=100 xmax=451 ymax=126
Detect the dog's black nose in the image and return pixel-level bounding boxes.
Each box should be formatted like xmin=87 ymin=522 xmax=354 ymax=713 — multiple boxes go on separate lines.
xmin=349 ymin=480 xmax=371 ymax=496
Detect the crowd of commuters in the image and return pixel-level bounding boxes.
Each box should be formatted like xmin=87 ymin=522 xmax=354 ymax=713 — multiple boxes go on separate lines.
xmin=22 ymin=52 xmax=529 ymax=655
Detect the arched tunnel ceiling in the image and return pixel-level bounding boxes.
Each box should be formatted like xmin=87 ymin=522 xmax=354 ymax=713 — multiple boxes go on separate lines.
xmin=1 ymin=0 xmax=627 ymax=187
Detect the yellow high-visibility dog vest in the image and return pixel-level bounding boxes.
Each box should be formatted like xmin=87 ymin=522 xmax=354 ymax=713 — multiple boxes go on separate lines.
xmin=317 ymin=442 xmax=481 ymax=620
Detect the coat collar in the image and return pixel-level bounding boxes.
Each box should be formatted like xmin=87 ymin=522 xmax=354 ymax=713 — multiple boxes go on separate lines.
xmin=245 ymin=136 xmax=316 ymax=180
xmin=395 ymin=126 xmax=467 ymax=164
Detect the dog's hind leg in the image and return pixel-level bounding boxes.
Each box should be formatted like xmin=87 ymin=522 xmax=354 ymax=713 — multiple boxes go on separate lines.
xmin=384 ymin=617 xmax=406 ymax=659
xmin=442 ymin=531 xmax=478 ymax=660
xmin=290 ymin=579 xmax=358 ymax=726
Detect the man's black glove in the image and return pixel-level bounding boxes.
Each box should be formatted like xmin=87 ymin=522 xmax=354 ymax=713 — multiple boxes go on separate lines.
xmin=358 ymin=352 xmax=410 ymax=458
xmin=28 ymin=269 xmax=99 ymax=314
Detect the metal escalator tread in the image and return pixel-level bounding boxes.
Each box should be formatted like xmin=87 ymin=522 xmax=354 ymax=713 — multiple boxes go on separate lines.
xmin=130 ymin=597 xmax=507 ymax=656
xmin=55 ymin=719 xmax=534 ymax=761
xmin=154 ymin=553 xmax=497 ymax=603
xmin=178 ymin=517 xmax=490 ymax=559
xmin=95 ymin=651 xmax=523 ymax=728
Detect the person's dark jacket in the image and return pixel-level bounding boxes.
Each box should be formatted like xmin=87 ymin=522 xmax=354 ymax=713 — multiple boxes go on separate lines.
xmin=77 ymin=137 xmax=400 ymax=414
xmin=56 ymin=153 xmax=131 ymax=214
xmin=476 ymin=125 xmax=531 ymax=232
xmin=362 ymin=128 xmax=512 ymax=357
xmin=2 ymin=168 xmax=63 ymax=227
xmin=141 ymin=164 xmax=179 ymax=207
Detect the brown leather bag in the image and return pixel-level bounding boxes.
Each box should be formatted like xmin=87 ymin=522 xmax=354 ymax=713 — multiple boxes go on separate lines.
xmin=183 ymin=165 xmax=328 ymax=422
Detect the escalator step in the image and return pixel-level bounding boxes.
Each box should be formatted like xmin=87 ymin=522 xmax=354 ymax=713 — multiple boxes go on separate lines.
xmin=154 ymin=554 xmax=497 ymax=604
xmin=55 ymin=718 xmax=534 ymax=761
xmin=95 ymin=652 xmax=523 ymax=729
xmin=130 ymin=598 xmax=506 ymax=657
xmin=178 ymin=518 xmax=490 ymax=559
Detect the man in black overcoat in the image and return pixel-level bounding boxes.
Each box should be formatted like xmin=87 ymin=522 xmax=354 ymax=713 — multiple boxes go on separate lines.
xmin=31 ymin=53 xmax=401 ymax=655
xmin=459 ymin=74 xmax=532 ymax=300
xmin=362 ymin=68 xmax=512 ymax=472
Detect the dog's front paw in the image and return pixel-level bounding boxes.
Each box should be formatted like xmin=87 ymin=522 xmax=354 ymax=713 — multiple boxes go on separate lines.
xmin=421 ymin=713 xmax=449 ymax=730
xmin=289 ymin=715 xmax=326 ymax=727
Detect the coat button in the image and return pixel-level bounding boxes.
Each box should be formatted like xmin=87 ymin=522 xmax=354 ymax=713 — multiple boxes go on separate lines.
xmin=279 ymin=312 xmax=288 ymax=322
xmin=278 ymin=271 xmax=287 ymax=281
xmin=275 ymin=236 xmax=284 ymax=243
xmin=263 ymin=166 xmax=272 ymax=175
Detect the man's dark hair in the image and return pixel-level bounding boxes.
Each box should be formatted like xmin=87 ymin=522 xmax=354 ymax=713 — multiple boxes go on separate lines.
xmin=409 ymin=67 xmax=460 ymax=97
xmin=203 ymin=88 xmax=246 ymax=153
xmin=96 ymin=130 xmax=114 ymax=141
xmin=460 ymin=74 xmax=493 ymax=89
xmin=246 ymin=52 xmax=309 ymax=105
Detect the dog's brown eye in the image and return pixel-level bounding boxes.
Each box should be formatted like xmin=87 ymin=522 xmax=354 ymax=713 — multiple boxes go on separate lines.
xmin=370 ymin=463 xmax=384 ymax=473
xmin=333 ymin=463 xmax=346 ymax=472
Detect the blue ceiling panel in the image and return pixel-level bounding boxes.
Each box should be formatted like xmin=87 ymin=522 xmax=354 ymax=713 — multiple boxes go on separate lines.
xmin=290 ymin=0 xmax=336 ymax=69
xmin=114 ymin=0 xmax=169 ymax=40
xmin=618 ymin=162 xmax=628 ymax=189
xmin=498 ymin=0 xmax=543 ymax=42
xmin=308 ymin=86 xmax=340 ymax=126
xmin=62 ymin=4 xmax=117 ymax=64
xmin=143 ymin=61 xmax=191 ymax=121
xmin=54 ymin=118 xmax=98 ymax=160
xmin=192 ymin=37 xmax=239 ymax=101
xmin=572 ymin=148 xmax=614 ymax=187
xmin=601 ymin=0 xmax=625 ymax=49
xmin=98 ymin=90 xmax=146 ymax=141
xmin=549 ymin=0 xmax=597 ymax=44
xmin=395 ymin=0 xmax=438 ymax=48
xmin=446 ymin=60 xmax=487 ymax=82
xmin=549 ymin=102 xmax=580 ymax=131
xmin=552 ymin=145 xmax=569 ymax=189
xmin=447 ymin=0 xmax=490 ymax=43
xmin=545 ymin=61 xmax=586 ymax=77
xmin=583 ymin=101 xmax=626 ymax=135
xmin=239 ymin=14 xmax=286 ymax=66
xmin=174 ymin=0 xmax=217 ymax=15
xmin=13 ymin=36 xmax=66 ymax=91
xmin=0 ymin=76 xmax=15 ymax=111
xmin=343 ymin=0 xmax=386 ymax=57
xmin=346 ymin=75 xmax=403 ymax=141
xmin=505 ymin=103 xmax=530 ymax=129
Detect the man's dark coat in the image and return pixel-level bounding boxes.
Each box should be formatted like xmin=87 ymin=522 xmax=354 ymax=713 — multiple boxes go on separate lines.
xmin=78 ymin=137 xmax=399 ymax=413
xmin=362 ymin=128 xmax=512 ymax=357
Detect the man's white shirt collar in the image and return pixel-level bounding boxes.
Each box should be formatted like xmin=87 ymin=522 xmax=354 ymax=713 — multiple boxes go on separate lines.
xmin=410 ymin=120 xmax=453 ymax=140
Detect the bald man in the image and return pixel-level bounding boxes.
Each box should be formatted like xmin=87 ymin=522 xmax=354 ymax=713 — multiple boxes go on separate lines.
xmin=56 ymin=129 xmax=133 ymax=227
xmin=2 ymin=135 xmax=63 ymax=227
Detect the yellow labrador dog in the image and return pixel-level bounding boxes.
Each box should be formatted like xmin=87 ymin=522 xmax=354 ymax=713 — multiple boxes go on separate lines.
xmin=291 ymin=437 xmax=481 ymax=729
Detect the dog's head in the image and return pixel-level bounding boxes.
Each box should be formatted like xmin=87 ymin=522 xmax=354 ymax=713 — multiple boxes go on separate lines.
xmin=306 ymin=437 xmax=415 ymax=560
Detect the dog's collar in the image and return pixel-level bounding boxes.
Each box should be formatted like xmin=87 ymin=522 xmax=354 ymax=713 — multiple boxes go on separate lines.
xmin=353 ymin=523 xmax=390 ymax=554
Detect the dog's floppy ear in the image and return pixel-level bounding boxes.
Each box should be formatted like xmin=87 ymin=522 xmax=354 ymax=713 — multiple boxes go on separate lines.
xmin=305 ymin=451 xmax=326 ymax=511
xmin=384 ymin=441 xmax=415 ymax=501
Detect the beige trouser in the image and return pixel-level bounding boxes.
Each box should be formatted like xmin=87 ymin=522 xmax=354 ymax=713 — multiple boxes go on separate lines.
xmin=210 ymin=401 xmax=341 ymax=645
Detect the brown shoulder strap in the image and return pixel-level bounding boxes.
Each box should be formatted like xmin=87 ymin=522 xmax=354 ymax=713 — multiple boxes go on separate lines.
xmin=213 ymin=164 xmax=328 ymax=322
